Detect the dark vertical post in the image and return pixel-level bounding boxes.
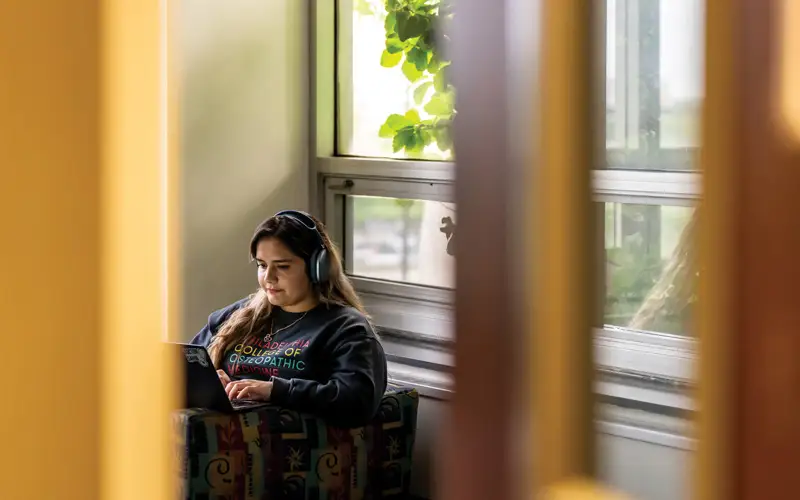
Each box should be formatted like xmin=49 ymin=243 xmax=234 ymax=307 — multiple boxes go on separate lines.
xmin=442 ymin=0 xmax=598 ymax=497
xmin=441 ymin=0 xmax=516 ymax=498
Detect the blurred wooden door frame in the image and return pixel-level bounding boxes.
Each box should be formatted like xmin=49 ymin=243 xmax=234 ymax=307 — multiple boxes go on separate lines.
xmin=441 ymin=0 xmax=598 ymax=498
xmin=440 ymin=0 xmax=519 ymax=496
xmin=697 ymin=0 xmax=800 ymax=498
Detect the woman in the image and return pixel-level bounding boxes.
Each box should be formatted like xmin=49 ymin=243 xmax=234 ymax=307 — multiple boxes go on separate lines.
xmin=190 ymin=210 xmax=387 ymax=428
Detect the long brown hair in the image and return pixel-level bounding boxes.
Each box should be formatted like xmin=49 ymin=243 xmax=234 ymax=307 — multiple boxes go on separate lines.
xmin=208 ymin=213 xmax=367 ymax=367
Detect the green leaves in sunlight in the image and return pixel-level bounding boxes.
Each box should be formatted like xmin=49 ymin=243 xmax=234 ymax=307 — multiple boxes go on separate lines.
xmin=423 ymin=90 xmax=454 ymax=117
xmin=380 ymin=110 xmax=453 ymax=154
xmin=376 ymin=0 xmax=456 ymax=156
xmin=381 ymin=49 xmax=403 ymax=67
xmin=396 ymin=11 xmax=430 ymax=41
xmin=401 ymin=60 xmax=424 ymax=82
xmin=413 ymin=81 xmax=432 ymax=105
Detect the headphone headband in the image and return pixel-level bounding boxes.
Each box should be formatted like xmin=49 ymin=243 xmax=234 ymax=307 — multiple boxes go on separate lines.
xmin=274 ymin=210 xmax=324 ymax=248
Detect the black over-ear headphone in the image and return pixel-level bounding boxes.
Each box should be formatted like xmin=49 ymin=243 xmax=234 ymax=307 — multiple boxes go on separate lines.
xmin=273 ymin=210 xmax=330 ymax=284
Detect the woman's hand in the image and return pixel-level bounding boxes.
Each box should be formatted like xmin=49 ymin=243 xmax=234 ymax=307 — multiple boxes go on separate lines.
xmin=216 ymin=369 xmax=232 ymax=387
xmin=225 ymin=379 xmax=273 ymax=401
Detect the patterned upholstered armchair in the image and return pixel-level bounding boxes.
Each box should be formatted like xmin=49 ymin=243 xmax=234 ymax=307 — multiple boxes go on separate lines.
xmin=175 ymin=384 xmax=419 ymax=499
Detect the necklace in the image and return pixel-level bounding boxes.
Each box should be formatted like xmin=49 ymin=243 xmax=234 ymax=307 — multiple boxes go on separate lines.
xmin=263 ymin=311 xmax=308 ymax=343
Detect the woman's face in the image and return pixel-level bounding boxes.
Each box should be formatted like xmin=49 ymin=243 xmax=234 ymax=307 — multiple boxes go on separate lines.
xmin=255 ymin=237 xmax=316 ymax=312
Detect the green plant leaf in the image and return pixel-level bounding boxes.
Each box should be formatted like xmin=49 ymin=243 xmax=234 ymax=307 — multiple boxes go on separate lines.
xmin=380 ymin=49 xmax=403 ymax=68
xmin=401 ymin=59 xmax=424 ymax=82
xmin=395 ymin=11 xmax=410 ymax=37
xmin=413 ymin=81 xmax=433 ymax=105
xmin=384 ymin=11 xmax=396 ymax=31
xmin=400 ymin=128 xmax=423 ymax=153
xmin=380 ymin=0 xmax=456 ymax=153
xmin=434 ymin=67 xmax=448 ymax=92
xmin=406 ymin=46 xmax=429 ymax=71
xmin=434 ymin=126 xmax=453 ymax=150
xmin=396 ymin=13 xmax=429 ymax=41
xmin=420 ymin=128 xmax=434 ymax=146
xmin=406 ymin=134 xmax=424 ymax=153
xmin=427 ymin=52 xmax=441 ymax=73
xmin=404 ymin=109 xmax=421 ymax=124
xmin=386 ymin=113 xmax=412 ymax=130
xmin=385 ymin=34 xmax=404 ymax=54
xmin=441 ymin=87 xmax=456 ymax=107
xmin=424 ymin=93 xmax=453 ymax=117
xmin=393 ymin=129 xmax=413 ymax=152
xmin=379 ymin=123 xmax=396 ymax=139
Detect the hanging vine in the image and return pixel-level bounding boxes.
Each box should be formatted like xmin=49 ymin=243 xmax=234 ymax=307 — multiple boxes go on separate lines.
xmin=378 ymin=0 xmax=455 ymax=155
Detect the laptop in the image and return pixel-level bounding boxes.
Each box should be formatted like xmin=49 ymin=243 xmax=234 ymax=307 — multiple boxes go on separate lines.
xmin=171 ymin=342 xmax=268 ymax=413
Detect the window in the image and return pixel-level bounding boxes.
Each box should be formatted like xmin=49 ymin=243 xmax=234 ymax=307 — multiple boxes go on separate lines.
xmin=320 ymin=0 xmax=703 ymax=383
xmin=348 ymin=195 xmax=455 ymax=288
xmin=606 ymin=0 xmax=703 ymax=170
xmin=604 ymin=202 xmax=695 ymax=336
xmin=339 ymin=0 xmax=454 ymax=160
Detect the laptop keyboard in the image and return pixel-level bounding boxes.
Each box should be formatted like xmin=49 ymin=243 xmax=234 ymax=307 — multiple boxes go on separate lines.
xmin=231 ymin=399 xmax=264 ymax=409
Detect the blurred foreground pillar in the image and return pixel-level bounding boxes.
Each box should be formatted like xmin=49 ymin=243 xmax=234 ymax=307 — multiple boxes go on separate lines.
xmin=443 ymin=0 xmax=601 ymax=498
xmin=697 ymin=0 xmax=800 ymax=498
xmin=0 ymin=1 xmax=179 ymax=499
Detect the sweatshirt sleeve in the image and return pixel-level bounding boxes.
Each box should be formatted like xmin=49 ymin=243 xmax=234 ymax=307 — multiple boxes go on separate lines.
xmin=270 ymin=319 xmax=388 ymax=428
xmin=189 ymin=297 xmax=250 ymax=347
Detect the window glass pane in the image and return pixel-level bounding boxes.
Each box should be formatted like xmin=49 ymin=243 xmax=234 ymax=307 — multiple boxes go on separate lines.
xmin=607 ymin=0 xmax=704 ymax=170
xmin=606 ymin=0 xmax=623 ymax=148
xmin=348 ymin=195 xmax=455 ymax=288
xmin=604 ymin=202 xmax=696 ymax=335
xmin=339 ymin=0 xmax=454 ymax=160
xmin=659 ymin=0 xmax=704 ymax=149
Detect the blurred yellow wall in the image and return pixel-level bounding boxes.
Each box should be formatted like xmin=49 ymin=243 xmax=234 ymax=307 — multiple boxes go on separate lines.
xmin=0 ymin=1 xmax=178 ymax=499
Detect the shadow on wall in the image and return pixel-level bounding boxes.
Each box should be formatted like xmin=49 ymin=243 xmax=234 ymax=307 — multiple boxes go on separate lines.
xmin=179 ymin=0 xmax=307 ymax=338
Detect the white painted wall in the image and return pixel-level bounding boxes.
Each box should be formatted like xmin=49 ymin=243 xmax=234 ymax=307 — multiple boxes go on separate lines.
xmin=178 ymin=0 xmax=308 ymax=337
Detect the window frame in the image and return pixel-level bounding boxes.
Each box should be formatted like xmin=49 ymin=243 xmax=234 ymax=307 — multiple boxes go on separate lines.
xmin=312 ymin=0 xmax=702 ymax=408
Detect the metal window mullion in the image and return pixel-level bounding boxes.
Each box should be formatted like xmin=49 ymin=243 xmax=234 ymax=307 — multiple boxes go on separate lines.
xmin=319 ymin=156 xmax=700 ymax=195
xmin=317 ymin=156 xmax=455 ymax=182
xmin=638 ymin=0 xmax=661 ymax=162
xmin=322 ymin=178 xmax=347 ymax=257
xmin=610 ymin=0 xmax=627 ymax=150
xmin=625 ymin=0 xmax=640 ymax=150
xmin=323 ymin=175 xmax=454 ymax=202
xmin=343 ymin=193 xmax=355 ymax=272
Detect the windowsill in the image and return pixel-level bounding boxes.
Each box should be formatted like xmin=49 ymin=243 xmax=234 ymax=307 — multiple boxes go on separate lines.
xmin=371 ymin=285 xmax=697 ymax=415
xmin=386 ymin=359 xmax=694 ymax=449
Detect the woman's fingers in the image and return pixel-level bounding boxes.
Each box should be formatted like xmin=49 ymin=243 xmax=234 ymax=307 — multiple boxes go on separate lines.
xmin=225 ymin=381 xmax=239 ymax=399
xmin=225 ymin=380 xmax=252 ymax=400
xmin=216 ymin=369 xmax=231 ymax=386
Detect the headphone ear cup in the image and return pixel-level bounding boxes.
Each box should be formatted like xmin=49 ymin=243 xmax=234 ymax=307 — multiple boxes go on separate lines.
xmin=306 ymin=251 xmax=318 ymax=284
xmin=316 ymin=248 xmax=330 ymax=284
xmin=307 ymin=248 xmax=329 ymax=284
